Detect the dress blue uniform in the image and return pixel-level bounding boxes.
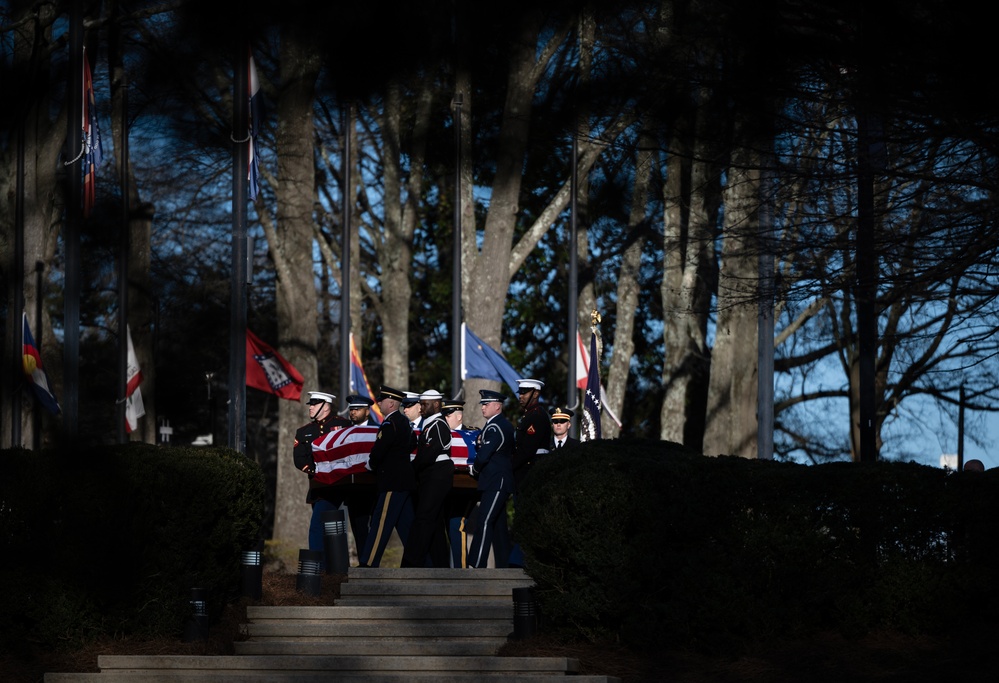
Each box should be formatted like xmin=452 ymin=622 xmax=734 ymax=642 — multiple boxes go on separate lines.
xmin=468 ymin=390 xmax=516 ymax=568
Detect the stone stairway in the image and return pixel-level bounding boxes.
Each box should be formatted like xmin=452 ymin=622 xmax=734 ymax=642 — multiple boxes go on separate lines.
xmin=44 ymin=567 xmax=621 ymax=682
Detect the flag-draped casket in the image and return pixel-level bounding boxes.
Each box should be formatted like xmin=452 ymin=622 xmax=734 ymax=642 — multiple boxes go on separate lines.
xmin=311 ymin=425 xmax=479 ymax=487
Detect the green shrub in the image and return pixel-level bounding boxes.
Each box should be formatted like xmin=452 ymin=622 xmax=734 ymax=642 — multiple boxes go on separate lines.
xmin=514 ymin=441 xmax=999 ymax=653
xmin=0 ymin=444 xmax=265 ymax=653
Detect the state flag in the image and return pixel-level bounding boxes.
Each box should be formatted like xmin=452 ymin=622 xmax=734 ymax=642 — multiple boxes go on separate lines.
xmin=22 ymin=313 xmax=61 ymax=415
xmin=246 ymin=329 xmax=304 ymax=401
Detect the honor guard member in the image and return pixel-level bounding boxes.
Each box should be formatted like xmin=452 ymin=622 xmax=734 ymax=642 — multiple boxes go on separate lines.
xmin=293 ymin=391 xmax=356 ymax=561
xmin=511 ymin=378 xmax=552 ymax=488
xmin=509 ymin=378 xmax=551 ymax=567
xmin=402 ymin=390 xmax=454 ymax=568
xmin=402 ymin=391 xmax=423 ymax=429
xmin=468 ymin=389 xmax=516 ymax=568
xmin=550 ymin=406 xmax=578 ymax=449
xmin=346 ymin=394 xmax=378 ymax=426
xmin=358 ymin=386 xmax=417 ymax=567
xmin=441 ymin=398 xmax=473 ymax=567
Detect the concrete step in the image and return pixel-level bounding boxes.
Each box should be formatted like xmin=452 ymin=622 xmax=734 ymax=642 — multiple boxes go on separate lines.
xmin=44 ymin=654 xmax=596 ymax=678
xmin=338 ymin=567 xmax=534 ymax=606
xmin=47 ymin=675 xmax=620 ymax=683
xmin=245 ymin=604 xmax=513 ymax=623
xmin=234 ymin=639 xmax=506 ymax=657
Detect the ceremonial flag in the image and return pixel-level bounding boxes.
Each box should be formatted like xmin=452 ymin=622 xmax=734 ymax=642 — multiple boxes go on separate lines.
xmin=575 ymin=331 xmax=623 ymax=428
xmin=581 ymin=332 xmax=602 ymax=441
xmin=246 ymin=329 xmax=303 ymax=401
xmin=124 ymin=325 xmax=145 ymax=433
xmin=82 ymin=46 xmax=103 ymax=217
xmin=461 ymin=323 xmax=521 ymax=395
xmin=349 ymin=333 xmax=383 ymax=423
xmin=22 ymin=313 xmax=61 ymax=415
xmin=248 ymin=51 xmax=261 ymax=201
xmin=311 ymin=424 xmax=474 ymax=485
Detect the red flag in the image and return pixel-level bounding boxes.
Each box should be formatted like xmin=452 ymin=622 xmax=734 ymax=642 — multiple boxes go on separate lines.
xmin=246 ymin=329 xmax=303 ymax=401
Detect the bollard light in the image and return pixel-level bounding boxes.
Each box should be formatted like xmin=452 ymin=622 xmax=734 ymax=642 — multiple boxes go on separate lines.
xmin=511 ymin=586 xmax=538 ymax=640
xmin=321 ymin=508 xmax=349 ymax=574
xmin=241 ymin=540 xmax=263 ymax=600
xmin=181 ymin=587 xmax=209 ymax=642
xmin=295 ymin=548 xmax=323 ymax=597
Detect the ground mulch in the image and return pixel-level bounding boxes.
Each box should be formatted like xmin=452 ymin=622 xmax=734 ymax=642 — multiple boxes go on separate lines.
xmin=3 ymin=570 xmax=995 ymax=683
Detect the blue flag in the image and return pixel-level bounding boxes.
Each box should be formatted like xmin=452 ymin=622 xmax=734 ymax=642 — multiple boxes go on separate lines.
xmin=248 ymin=52 xmax=262 ymax=201
xmin=461 ymin=323 xmax=522 ymax=395
xmin=581 ymin=332 xmax=602 ymax=441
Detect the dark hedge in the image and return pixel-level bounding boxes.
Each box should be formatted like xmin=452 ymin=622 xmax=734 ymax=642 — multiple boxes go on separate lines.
xmin=0 ymin=444 xmax=265 ymax=653
xmin=513 ymin=440 xmax=999 ymax=654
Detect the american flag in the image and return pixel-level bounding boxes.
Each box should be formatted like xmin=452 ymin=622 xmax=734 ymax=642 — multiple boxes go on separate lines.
xmin=311 ymin=425 xmax=477 ymax=486
xmin=82 ymin=47 xmax=103 ymax=217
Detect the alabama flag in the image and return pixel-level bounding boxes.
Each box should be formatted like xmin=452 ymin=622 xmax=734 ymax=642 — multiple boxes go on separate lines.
xmin=125 ymin=325 xmax=145 ymax=433
xmin=246 ymin=329 xmax=303 ymax=401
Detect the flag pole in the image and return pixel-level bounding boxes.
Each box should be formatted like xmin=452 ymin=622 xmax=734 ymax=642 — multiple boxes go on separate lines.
xmin=566 ymin=125 xmax=579 ymax=412
xmin=10 ymin=103 xmax=26 ymax=447
xmin=228 ymin=40 xmax=249 ymax=453
xmin=117 ymin=75 xmax=129 ymax=444
xmin=451 ymin=92 xmax=463 ymax=398
xmin=339 ymin=105 xmax=352 ymax=409
xmin=63 ymin=0 xmax=83 ymax=441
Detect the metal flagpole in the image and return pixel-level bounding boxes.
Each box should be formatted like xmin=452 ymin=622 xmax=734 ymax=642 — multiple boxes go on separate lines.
xmin=339 ymin=105 xmax=352 ymax=407
xmin=228 ymin=42 xmax=249 ymax=453
xmin=117 ymin=77 xmax=129 ymax=444
xmin=64 ymin=0 xmax=83 ymax=440
xmin=10 ymin=102 xmax=26 ymax=447
xmin=757 ymin=154 xmax=775 ymax=460
xmin=451 ymin=93 xmax=463 ymax=398
xmin=567 ymin=128 xmax=579 ymax=411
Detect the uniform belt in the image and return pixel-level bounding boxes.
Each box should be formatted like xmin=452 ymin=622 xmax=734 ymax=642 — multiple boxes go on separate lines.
xmin=435 ymin=455 xmax=452 ymax=463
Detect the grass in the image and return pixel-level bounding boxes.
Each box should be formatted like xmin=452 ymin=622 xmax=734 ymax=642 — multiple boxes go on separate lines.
xmin=3 ymin=568 xmax=997 ymax=683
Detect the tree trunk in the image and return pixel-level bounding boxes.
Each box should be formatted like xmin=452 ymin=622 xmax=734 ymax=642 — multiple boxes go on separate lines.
xmin=604 ymin=126 xmax=654 ymax=438
xmin=660 ymin=101 xmax=718 ymax=450
xmin=270 ymin=28 xmax=322 ymax=556
xmin=703 ymin=143 xmax=759 ymax=457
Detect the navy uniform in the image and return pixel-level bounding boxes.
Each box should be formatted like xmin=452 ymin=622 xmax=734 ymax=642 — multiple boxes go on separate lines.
xmin=468 ymin=390 xmax=516 ymax=568
xmin=402 ymin=390 xmax=454 ymax=568
xmin=358 ymin=386 xmax=417 ymax=567
xmin=294 ymin=391 xmax=356 ymax=558
xmin=346 ymin=394 xmax=379 ymax=426
xmin=549 ymin=406 xmax=579 ymax=450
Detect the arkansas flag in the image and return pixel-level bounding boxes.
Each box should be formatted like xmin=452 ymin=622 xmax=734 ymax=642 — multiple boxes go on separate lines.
xmin=246 ymin=329 xmax=303 ymax=401
xmin=22 ymin=313 xmax=61 ymax=415
xmin=124 ymin=325 xmax=145 ymax=433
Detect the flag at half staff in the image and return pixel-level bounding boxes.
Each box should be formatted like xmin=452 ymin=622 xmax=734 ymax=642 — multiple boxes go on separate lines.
xmin=461 ymin=323 xmax=521 ymax=395
xmin=82 ymin=46 xmax=103 ymax=217
xmin=246 ymin=329 xmax=303 ymax=401
xmin=248 ymin=51 xmax=262 ymax=201
xmin=22 ymin=313 xmax=60 ymax=415
xmin=125 ymin=325 xmax=145 ymax=433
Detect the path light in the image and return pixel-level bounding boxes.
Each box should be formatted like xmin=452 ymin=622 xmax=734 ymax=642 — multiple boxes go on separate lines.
xmin=241 ymin=540 xmax=263 ymax=599
xmin=181 ymin=587 xmax=209 ymax=642
xmin=322 ymin=508 xmax=349 ymax=574
xmin=511 ymin=586 xmax=538 ymax=640
xmin=296 ymin=549 xmax=323 ymax=596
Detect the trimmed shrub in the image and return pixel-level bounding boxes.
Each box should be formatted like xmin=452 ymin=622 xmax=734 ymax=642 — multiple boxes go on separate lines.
xmin=0 ymin=444 xmax=265 ymax=652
